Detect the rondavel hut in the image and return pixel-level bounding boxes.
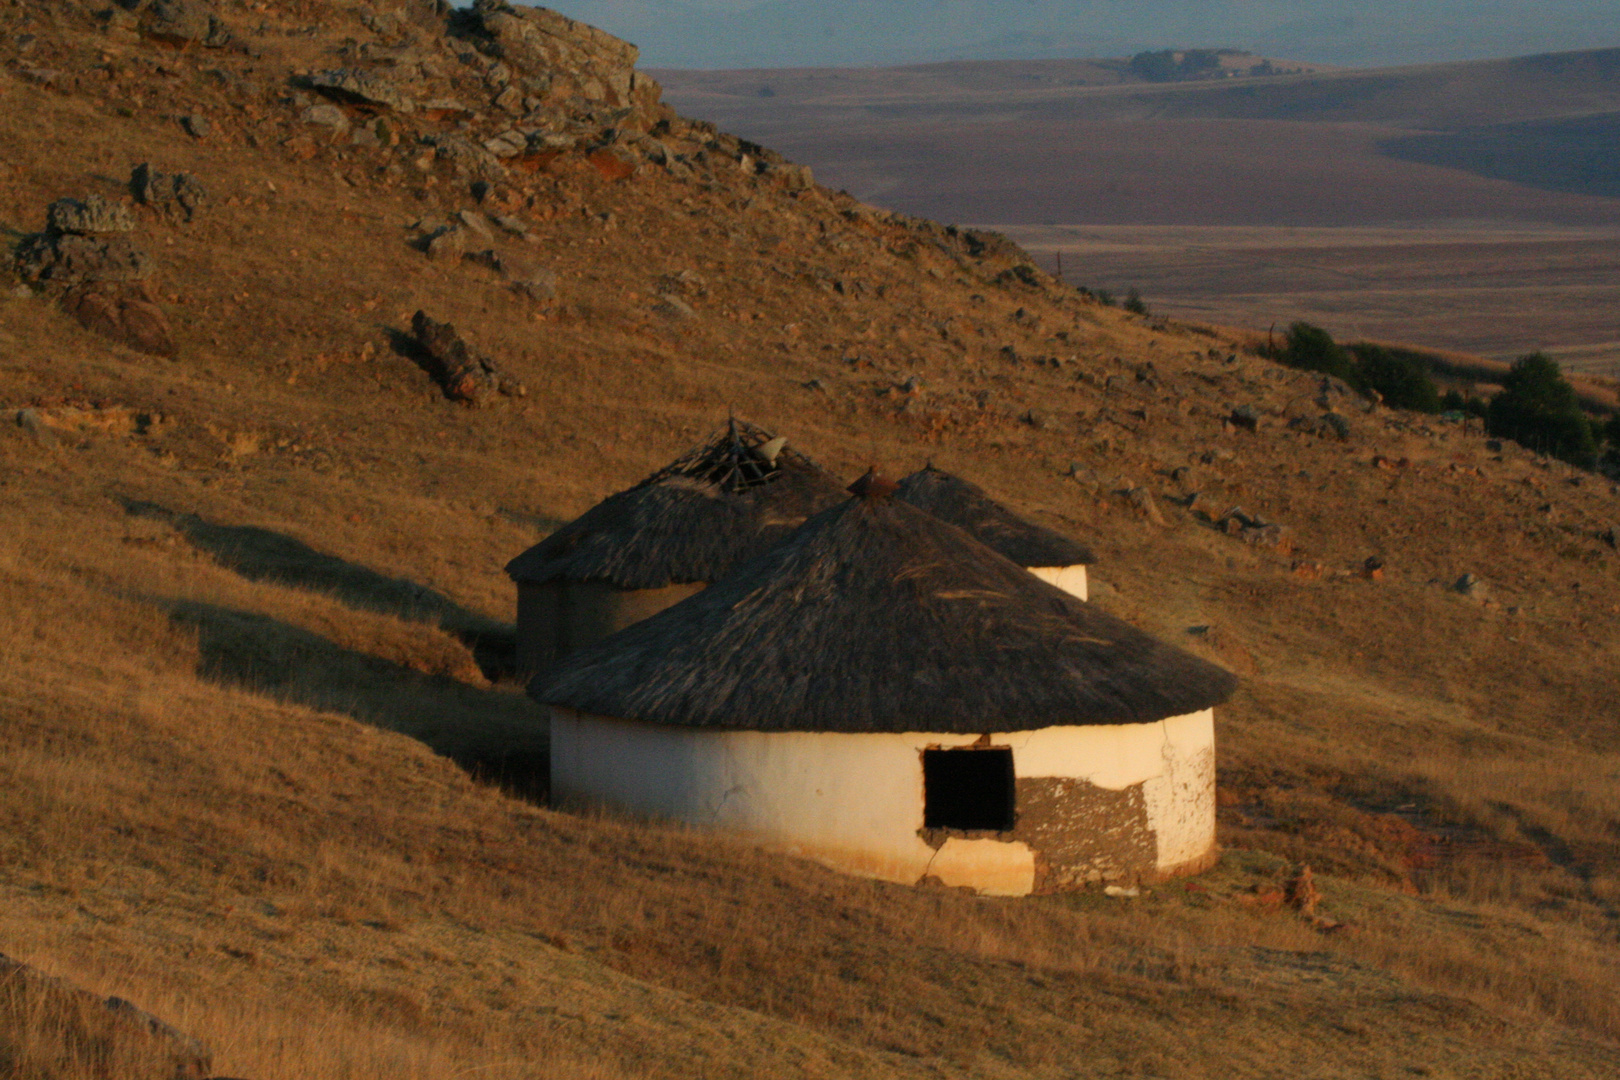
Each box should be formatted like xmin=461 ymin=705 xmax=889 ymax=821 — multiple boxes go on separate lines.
xmin=530 ymin=471 xmax=1238 ymax=897
xmin=896 ymin=465 xmax=1097 ymax=600
xmin=504 ymin=420 xmax=846 ymax=676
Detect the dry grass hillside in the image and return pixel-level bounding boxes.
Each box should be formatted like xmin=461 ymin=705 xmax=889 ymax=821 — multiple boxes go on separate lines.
xmin=2 ymin=2 xmax=1619 ymax=1078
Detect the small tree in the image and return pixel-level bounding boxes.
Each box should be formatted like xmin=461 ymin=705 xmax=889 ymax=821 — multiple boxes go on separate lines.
xmin=1123 ymin=288 xmax=1148 ymax=315
xmin=1277 ymin=321 xmax=1357 ymax=383
xmin=1129 ymin=50 xmax=1179 ymax=82
xmin=1486 ymin=353 xmax=1597 ymax=467
xmin=1348 ymin=344 xmax=1441 ymax=413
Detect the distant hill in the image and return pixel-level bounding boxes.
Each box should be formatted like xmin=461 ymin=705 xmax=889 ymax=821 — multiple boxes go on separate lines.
xmin=655 ymin=47 xmax=1620 ymax=221
xmin=545 ymin=0 xmax=1620 ymax=69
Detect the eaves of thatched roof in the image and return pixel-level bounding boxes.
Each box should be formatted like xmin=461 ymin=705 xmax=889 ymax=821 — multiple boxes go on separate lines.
xmin=531 ymin=488 xmax=1235 ymax=734
xmin=896 ymin=465 xmax=1096 ymax=568
xmin=505 ymin=420 xmax=847 ymax=590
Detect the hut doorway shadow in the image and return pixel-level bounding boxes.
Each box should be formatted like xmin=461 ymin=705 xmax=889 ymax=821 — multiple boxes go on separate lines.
xmin=166 ymin=598 xmax=549 ymax=805
xmin=121 ymin=499 xmax=517 ymax=682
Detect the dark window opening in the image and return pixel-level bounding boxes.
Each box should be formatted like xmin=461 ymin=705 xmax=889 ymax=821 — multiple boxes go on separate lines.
xmin=923 ymin=747 xmax=1015 ymax=832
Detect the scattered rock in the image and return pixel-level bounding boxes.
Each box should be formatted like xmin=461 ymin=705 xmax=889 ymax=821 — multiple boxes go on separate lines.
xmin=1216 ymin=507 xmax=1292 ymax=551
xmin=1287 ymin=412 xmax=1350 ymax=439
xmin=1285 ymin=865 xmax=1321 ymax=916
xmin=63 ymin=283 xmax=178 ymax=357
xmin=1126 ymin=487 xmax=1166 ymax=526
xmin=307 ymin=68 xmax=416 ymax=113
xmin=1227 ymin=404 xmax=1259 ymax=432
xmin=15 ymin=408 xmax=58 ymax=446
xmin=179 ymin=114 xmax=210 ymax=139
xmin=770 ymin=162 xmax=814 ymax=191
xmin=1601 ymin=525 xmax=1618 ymax=550
xmin=409 ymin=311 xmax=524 ymax=404
xmin=301 ymin=103 xmax=350 ymax=134
xmin=494 ymin=214 xmax=531 ymax=237
xmin=455 ymin=209 xmax=494 ymax=239
xmin=48 ymin=194 xmax=134 ymax=235
xmin=510 ymin=268 xmax=558 ymax=304
xmin=424 ymin=225 xmax=467 ymax=262
xmin=1019 ymin=409 xmax=1049 ymax=430
xmin=131 ymin=163 xmax=207 ymax=223
xmin=139 ymin=0 xmax=231 ymax=48
xmin=652 ymin=295 xmax=695 ymax=321
xmin=1362 ymin=556 xmax=1386 ymax=581
xmin=1453 ymin=573 xmax=1489 ymax=599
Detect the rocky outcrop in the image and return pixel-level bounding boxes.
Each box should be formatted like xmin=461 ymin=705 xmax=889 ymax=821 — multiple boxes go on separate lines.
xmin=453 ymin=0 xmax=667 ymax=131
xmin=14 ymin=194 xmax=177 ymax=357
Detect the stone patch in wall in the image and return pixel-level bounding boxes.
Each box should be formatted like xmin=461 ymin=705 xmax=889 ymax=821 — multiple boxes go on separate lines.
xmin=1015 ymin=776 xmax=1157 ymax=893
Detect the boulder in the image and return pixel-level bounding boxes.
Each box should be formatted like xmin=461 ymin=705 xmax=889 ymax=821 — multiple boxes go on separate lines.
xmin=423 ymin=225 xmax=467 ymax=262
xmin=139 ymin=0 xmax=231 ymax=48
xmin=63 ymin=284 xmax=178 ymax=357
xmin=130 ymin=163 xmax=207 ymax=223
xmin=410 ymin=311 xmax=524 ymax=404
xmin=510 ymin=268 xmax=558 ymax=303
xmin=1228 ymin=404 xmax=1260 ymax=432
xmin=308 ymin=68 xmax=417 ymax=113
xmin=48 ymin=195 xmax=134 ymax=235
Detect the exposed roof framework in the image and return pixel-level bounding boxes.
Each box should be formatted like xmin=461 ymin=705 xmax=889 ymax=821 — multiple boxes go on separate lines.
xmin=504 ymin=419 xmax=847 ymax=589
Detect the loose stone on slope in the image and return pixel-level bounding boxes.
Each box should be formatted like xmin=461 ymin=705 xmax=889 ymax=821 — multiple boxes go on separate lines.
xmin=48 ymin=194 xmax=134 ymax=235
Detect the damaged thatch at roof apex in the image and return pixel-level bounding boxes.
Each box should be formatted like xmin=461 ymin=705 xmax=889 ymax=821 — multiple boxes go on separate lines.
xmin=504 ymin=418 xmax=847 ymax=590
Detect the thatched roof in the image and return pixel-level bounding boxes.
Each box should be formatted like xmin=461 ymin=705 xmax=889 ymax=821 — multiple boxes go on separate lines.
xmin=896 ymin=465 xmax=1096 ymax=568
xmin=505 ymin=420 xmax=847 ymax=589
xmin=531 ymin=483 xmax=1236 ymax=733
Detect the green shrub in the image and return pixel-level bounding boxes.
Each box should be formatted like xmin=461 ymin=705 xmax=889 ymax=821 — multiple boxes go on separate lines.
xmin=1123 ymin=288 xmax=1148 ymax=315
xmin=1347 ymin=343 xmax=1442 ymax=413
xmin=1486 ymin=353 xmax=1598 ymax=467
xmin=1275 ymin=321 xmax=1357 ymax=383
xmin=1603 ymin=413 xmax=1620 ymax=447
xmin=1095 ymin=289 xmax=1116 ymax=307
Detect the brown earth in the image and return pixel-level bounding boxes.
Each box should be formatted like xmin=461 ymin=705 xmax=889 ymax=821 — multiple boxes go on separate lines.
xmin=2 ymin=3 xmax=1619 ymax=1078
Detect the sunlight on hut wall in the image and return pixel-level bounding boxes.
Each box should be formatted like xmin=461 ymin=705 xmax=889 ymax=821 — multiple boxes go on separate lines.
xmin=1027 ymin=564 xmax=1088 ymax=601
xmin=549 ymin=709 xmax=1215 ymax=896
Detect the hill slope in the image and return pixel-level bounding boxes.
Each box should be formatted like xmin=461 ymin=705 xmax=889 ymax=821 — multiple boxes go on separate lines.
xmin=2 ymin=2 xmax=1619 ymax=1078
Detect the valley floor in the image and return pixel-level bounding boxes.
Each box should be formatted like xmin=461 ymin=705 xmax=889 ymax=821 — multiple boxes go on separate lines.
xmin=1000 ymin=222 xmax=1620 ymax=378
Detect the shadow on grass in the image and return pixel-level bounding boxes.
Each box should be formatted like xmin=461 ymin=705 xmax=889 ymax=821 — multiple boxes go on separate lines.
xmin=167 ymin=598 xmax=549 ymax=804
xmin=121 ymin=499 xmax=517 ymax=681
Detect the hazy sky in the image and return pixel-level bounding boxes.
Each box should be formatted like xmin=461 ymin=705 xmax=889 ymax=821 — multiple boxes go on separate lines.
xmin=522 ymin=1 xmax=1620 ymax=69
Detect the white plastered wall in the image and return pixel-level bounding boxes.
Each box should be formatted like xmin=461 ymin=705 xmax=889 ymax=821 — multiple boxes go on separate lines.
xmin=1027 ymin=564 xmax=1089 ymax=601
xmin=550 ymin=708 xmax=1215 ymax=896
